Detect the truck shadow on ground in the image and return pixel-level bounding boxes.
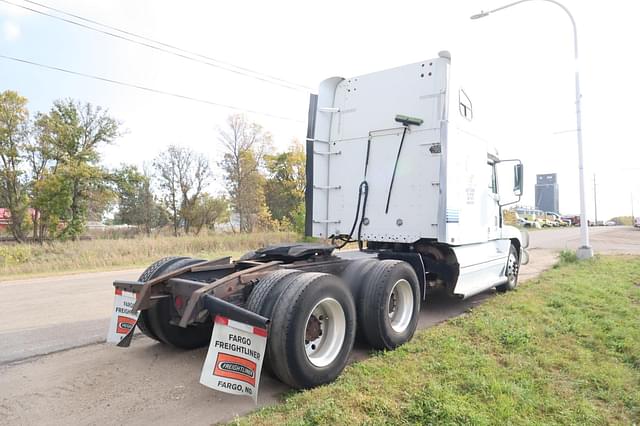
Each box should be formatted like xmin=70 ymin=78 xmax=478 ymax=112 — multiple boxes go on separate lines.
xmin=131 ymin=286 xmax=496 ymax=384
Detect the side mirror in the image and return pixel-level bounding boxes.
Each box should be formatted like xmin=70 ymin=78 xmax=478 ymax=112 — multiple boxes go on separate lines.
xmin=495 ymin=159 xmax=523 ymax=207
xmin=513 ymin=163 xmax=523 ymax=196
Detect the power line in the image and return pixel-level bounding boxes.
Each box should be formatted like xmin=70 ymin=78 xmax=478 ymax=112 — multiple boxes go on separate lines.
xmin=6 ymin=0 xmax=309 ymax=91
xmin=0 ymin=53 xmax=305 ymax=123
xmin=0 ymin=0 xmax=312 ymax=92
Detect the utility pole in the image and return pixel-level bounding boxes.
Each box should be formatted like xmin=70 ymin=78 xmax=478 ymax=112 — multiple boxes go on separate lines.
xmin=593 ymin=174 xmax=598 ymax=225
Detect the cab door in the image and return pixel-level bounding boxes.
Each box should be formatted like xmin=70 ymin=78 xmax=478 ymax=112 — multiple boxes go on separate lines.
xmin=486 ymin=161 xmax=500 ymax=240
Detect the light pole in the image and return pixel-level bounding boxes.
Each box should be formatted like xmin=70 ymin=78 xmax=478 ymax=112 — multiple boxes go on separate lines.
xmin=471 ymin=0 xmax=593 ymax=259
xmin=593 ymin=174 xmax=598 ymax=226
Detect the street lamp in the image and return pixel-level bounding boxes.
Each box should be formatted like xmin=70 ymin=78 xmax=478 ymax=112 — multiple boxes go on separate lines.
xmin=471 ymin=0 xmax=593 ymax=259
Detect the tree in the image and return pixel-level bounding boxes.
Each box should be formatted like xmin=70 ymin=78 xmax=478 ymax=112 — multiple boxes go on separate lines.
xmin=264 ymin=140 xmax=306 ymax=232
xmin=154 ymin=145 xmax=211 ymax=235
xmin=0 ymin=90 xmax=30 ymax=242
xmin=191 ymin=193 xmax=230 ymax=235
xmin=112 ymin=164 xmax=167 ymax=234
xmin=139 ymin=165 xmax=169 ymax=233
xmin=178 ymin=149 xmax=211 ymax=234
xmin=34 ymin=100 xmax=120 ymax=239
xmin=31 ymin=171 xmax=71 ymax=240
xmin=154 ymin=147 xmax=180 ymax=236
xmin=25 ymin=118 xmax=55 ymax=240
xmin=219 ymin=114 xmax=271 ymax=232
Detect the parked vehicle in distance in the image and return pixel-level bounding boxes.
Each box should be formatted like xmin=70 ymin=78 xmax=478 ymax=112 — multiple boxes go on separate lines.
xmin=635 ymin=217 xmax=640 ymax=228
xmin=515 ymin=207 xmax=545 ymax=228
xmin=546 ymin=212 xmax=570 ymax=226
xmin=516 ymin=214 xmax=540 ymax=229
xmin=506 ymin=209 xmax=539 ymax=229
xmin=605 ymin=221 xmax=617 ymax=226
xmin=538 ymin=212 xmax=558 ymax=227
xmin=562 ymin=215 xmax=580 ymax=226
xmin=543 ymin=214 xmax=560 ymax=227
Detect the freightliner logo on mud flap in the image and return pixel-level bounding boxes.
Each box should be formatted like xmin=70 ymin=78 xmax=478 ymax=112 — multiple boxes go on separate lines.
xmin=214 ymin=353 xmax=257 ymax=386
xmin=116 ymin=316 xmax=136 ymax=334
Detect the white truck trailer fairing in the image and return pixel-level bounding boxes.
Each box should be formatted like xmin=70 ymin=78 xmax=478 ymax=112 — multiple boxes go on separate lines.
xmin=307 ymin=51 xmax=528 ymax=299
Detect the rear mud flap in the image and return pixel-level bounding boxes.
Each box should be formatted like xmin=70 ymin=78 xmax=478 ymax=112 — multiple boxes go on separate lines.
xmin=107 ymin=288 xmax=139 ymax=347
xmin=200 ymin=315 xmax=268 ymax=403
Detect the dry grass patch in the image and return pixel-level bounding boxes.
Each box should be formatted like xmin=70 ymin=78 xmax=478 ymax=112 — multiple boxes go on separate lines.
xmin=0 ymin=232 xmax=298 ymax=278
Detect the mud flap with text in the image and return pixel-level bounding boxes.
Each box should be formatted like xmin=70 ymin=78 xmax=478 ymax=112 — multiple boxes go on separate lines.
xmin=106 ymin=288 xmax=139 ymax=347
xmin=200 ymin=315 xmax=267 ymax=403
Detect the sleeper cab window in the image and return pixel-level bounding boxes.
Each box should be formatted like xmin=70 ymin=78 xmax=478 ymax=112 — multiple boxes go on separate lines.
xmin=459 ymin=88 xmax=473 ymax=121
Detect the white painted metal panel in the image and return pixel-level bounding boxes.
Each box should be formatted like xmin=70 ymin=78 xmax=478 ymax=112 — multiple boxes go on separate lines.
xmin=311 ymin=59 xmax=448 ymax=242
xmin=312 ymin=77 xmax=343 ymax=238
xmin=451 ymin=239 xmax=510 ymax=298
xmin=443 ymin=125 xmax=495 ymax=245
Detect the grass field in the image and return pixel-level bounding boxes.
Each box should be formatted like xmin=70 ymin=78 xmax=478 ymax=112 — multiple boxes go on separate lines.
xmin=235 ymin=256 xmax=640 ymax=425
xmin=0 ymin=232 xmax=298 ymax=278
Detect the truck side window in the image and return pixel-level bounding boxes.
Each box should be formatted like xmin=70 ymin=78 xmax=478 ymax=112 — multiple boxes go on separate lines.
xmin=459 ymin=88 xmax=473 ymax=121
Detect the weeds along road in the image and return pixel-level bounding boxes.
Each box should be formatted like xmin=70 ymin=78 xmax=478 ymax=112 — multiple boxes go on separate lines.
xmin=0 ymin=226 xmax=637 ymax=425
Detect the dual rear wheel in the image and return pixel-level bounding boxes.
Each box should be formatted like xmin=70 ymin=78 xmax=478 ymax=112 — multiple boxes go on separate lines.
xmin=343 ymin=259 xmax=421 ymax=349
xmin=246 ymin=260 xmax=421 ymax=388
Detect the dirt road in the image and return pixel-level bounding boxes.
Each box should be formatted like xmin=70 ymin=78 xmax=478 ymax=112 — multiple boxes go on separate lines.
xmin=1 ymin=227 xmax=637 ymax=425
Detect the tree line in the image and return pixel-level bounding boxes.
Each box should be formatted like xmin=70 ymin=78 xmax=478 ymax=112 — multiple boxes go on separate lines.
xmin=0 ymin=90 xmax=305 ymax=242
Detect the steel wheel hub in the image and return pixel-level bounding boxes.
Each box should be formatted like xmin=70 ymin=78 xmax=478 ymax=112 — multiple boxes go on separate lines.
xmin=304 ymin=298 xmax=346 ymax=368
xmin=387 ymin=279 xmax=413 ymax=333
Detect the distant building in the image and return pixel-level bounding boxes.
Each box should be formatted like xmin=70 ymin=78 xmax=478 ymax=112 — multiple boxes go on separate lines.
xmin=535 ymin=173 xmax=559 ymax=213
xmin=0 ymin=208 xmax=42 ymax=232
xmin=0 ymin=208 xmax=10 ymax=231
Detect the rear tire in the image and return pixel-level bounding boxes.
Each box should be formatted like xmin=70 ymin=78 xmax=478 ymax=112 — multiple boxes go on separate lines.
xmin=136 ymin=256 xmax=189 ymax=342
xmin=341 ymin=258 xmax=379 ymax=299
xmin=267 ymin=273 xmax=356 ymax=389
xmin=246 ymin=269 xmax=304 ymax=373
xmin=341 ymin=258 xmax=380 ymax=341
xmin=143 ymin=257 xmax=214 ymax=349
xmin=358 ymin=260 xmax=420 ymax=350
xmin=245 ymin=269 xmax=301 ymax=315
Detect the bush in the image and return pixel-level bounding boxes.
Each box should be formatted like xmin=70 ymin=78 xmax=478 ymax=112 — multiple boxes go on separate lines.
xmin=0 ymin=245 xmax=32 ymax=267
xmin=558 ymin=249 xmax=578 ymax=265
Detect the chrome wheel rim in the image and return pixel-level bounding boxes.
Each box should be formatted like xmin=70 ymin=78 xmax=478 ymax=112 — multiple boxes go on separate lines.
xmin=304 ymin=298 xmax=346 ymax=367
xmin=507 ymin=252 xmax=519 ymax=285
xmin=387 ymin=279 xmax=413 ymax=333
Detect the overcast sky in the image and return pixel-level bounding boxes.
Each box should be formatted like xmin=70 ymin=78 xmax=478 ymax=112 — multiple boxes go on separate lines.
xmin=1 ymin=0 xmax=639 ymax=220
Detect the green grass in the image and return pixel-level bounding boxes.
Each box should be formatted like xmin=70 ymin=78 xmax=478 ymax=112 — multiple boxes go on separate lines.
xmin=0 ymin=232 xmax=298 ymax=279
xmin=234 ymin=256 xmax=640 ymax=425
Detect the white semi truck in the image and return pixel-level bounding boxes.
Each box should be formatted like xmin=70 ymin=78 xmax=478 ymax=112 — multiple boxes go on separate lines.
xmin=111 ymin=51 xmax=529 ymax=391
